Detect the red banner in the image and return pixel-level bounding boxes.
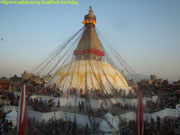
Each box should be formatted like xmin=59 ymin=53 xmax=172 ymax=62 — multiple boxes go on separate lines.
xmin=74 ymin=49 xmax=104 ymax=56
xmin=135 ymin=91 xmax=144 ymax=135
xmin=17 ymin=85 xmax=27 ymax=135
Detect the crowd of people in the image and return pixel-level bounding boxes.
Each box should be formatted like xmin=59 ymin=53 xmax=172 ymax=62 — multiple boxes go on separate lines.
xmin=0 ymin=78 xmax=180 ymax=134
xmin=29 ymin=97 xmax=56 ymax=112
xmin=25 ymin=117 xmax=90 ymax=135
xmin=11 ymin=83 xmax=140 ymax=99
xmin=3 ymin=114 xmax=180 ymax=135
xmin=26 ymin=85 xmax=63 ymax=98
xmin=0 ymin=86 xmax=179 ymax=115
xmin=0 ymin=91 xmax=19 ymax=107
xmin=120 ymin=116 xmax=180 ymax=135
xmin=145 ymin=94 xmax=179 ymax=113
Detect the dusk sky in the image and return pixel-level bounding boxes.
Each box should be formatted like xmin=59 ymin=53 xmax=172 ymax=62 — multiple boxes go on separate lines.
xmin=0 ymin=0 xmax=180 ymax=81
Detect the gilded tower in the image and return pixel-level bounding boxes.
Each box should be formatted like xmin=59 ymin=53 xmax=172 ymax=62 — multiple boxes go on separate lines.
xmin=74 ymin=6 xmax=104 ymax=61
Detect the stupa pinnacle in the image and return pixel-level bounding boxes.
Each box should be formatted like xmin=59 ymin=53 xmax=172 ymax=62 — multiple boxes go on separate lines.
xmin=84 ymin=6 xmax=96 ymax=21
xmin=74 ymin=6 xmax=104 ymax=61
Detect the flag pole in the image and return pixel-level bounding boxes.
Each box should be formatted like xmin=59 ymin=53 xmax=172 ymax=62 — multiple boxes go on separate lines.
xmin=17 ymin=84 xmax=27 ymax=135
xmin=135 ymin=90 xmax=144 ymax=135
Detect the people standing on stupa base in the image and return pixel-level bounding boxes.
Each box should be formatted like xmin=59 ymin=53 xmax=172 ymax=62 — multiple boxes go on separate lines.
xmin=77 ymin=100 xmax=86 ymax=113
xmin=58 ymin=99 xmax=60 ymax=107
xmin=81 ymin=100 xmax=85 ymax=112
xmin=1 ymin=109 xmax=179 ymax=135
xmin=0 ymin=83 xmax=179 ymax=115
xmin=0 ymin=84 xmax=179 ymax=115
xmin=3 ymin=115 xmax=176 ymax=135
xmin=29 ymin=97 xmax=57 ymax=112
xmin=78 ymin=101 xmax=82 ymax=112
xmin=0 ymin=78 xmax=140 ymax=100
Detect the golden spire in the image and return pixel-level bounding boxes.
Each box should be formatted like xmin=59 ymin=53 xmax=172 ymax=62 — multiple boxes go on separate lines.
xmin=74 ymin=6 xmax=104 ymax=60
xmin=88 ymin=6 xmax=93 ymax=14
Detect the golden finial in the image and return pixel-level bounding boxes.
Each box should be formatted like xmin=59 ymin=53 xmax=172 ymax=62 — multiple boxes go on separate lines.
xmin=88 ymin=6 xmax=93 ymax=14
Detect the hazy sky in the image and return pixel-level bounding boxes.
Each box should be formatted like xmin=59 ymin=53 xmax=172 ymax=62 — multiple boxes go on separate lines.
xmin=0 ymin=0 xmax=180 ymax=81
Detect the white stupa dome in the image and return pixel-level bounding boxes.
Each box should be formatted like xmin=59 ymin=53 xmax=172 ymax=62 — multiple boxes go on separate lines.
xmin=48 ymin=60 xmax=131 ymax=93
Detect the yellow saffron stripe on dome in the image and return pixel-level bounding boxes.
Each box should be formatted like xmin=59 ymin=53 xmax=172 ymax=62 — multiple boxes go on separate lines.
xmin=51 ymin=60 xmax=129 ymax=88
xmin=58 ymin=71 xmax=84 ymax=85
xmin=57 ymin=71 xmax=120 ymax=87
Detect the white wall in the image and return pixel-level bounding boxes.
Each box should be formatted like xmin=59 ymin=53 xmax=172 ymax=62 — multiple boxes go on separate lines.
xmin=119 ymin=108 xmax=180 ymax=122
xmin=30 ymin=95 xmax=151 ymax=109
xmin=28 ymin=110 xmax=101 ymax=127
xmin=28 ymin=107 xmax=180 ymax=127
